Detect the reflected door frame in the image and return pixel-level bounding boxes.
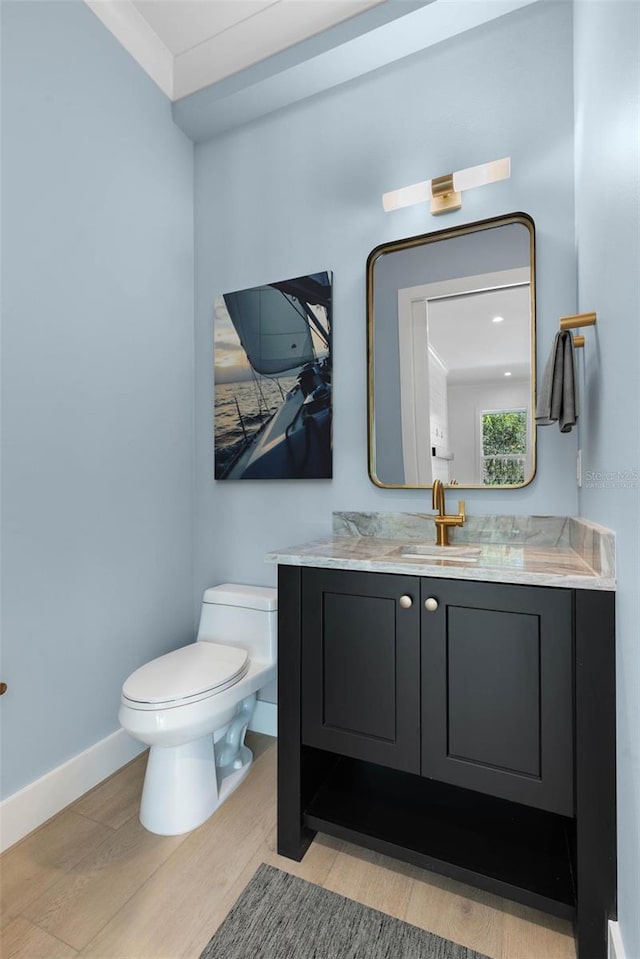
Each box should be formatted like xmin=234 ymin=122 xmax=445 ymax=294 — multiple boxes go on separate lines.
xmin=397 ymin=268 xmax=530 ymax=487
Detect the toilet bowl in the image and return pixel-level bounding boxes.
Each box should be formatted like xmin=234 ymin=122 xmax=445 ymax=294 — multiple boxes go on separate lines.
xmin=119 ymin=583 xmax=277 ymax=836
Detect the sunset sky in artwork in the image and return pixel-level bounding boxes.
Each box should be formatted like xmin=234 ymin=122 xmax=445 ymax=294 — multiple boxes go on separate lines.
xmin=213 ymin=293 xmax=328 ymax=384
xmin=214 ymin=296 xmax=252 ymax=383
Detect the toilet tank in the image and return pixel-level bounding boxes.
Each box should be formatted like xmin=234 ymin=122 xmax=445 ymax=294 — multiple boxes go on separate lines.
xmin=196 ymin=583 xmax=277 ymax=663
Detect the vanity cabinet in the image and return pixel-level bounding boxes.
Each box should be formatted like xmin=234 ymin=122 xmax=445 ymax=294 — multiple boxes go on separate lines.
xmin=301 ymin=569 xmax=573 ymax=816
xmin=278 ymin=564 xmax=616 ymax=959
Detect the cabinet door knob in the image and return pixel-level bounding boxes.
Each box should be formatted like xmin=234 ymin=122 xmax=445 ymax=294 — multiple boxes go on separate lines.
xmin=399 ymin=595 xmax=413 ymax=609
xmin=424 ymin=597 xmax=439 ymax=612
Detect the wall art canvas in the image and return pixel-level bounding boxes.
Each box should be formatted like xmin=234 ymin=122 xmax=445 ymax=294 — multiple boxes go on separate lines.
xmin=214 ymin=272 xmax=332 ymax=480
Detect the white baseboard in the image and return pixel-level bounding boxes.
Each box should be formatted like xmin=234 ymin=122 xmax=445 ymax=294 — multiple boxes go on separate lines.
xmin=0 ymin=729 xmax=146 ymax=853
xmin=249 ymin=700 xmax=277 ymax=738
xmin=609 ymin=921 xmax=626 ymax=959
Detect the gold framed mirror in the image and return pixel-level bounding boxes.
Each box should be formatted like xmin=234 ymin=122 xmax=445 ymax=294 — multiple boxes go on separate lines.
xmin=367 ymin=213 xmax=536 ymax=489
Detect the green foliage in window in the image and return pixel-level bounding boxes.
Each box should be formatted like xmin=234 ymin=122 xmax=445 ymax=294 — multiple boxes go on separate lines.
xmin=482 ymin=411 xmax=527 ymax=456
xmin=481 ymin=410 xmax=527 ymax=485
xmin=482 ymin=458 xmax=525 ymax=485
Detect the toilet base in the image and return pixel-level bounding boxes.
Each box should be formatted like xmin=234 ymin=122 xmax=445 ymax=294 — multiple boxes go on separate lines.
xmin=139 ymin=694 xmax=256 ymax=835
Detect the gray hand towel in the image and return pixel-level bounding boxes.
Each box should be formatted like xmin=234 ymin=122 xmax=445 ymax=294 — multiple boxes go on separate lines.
xmin=535 ymin=331 xmax=579 ymax=432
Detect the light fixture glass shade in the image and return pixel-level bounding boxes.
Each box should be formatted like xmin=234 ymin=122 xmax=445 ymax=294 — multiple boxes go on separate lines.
xmin=382 ymin=180 xmax=431 ymax=212
xmin=382 ymin=157 xmax=511 ymax=214
xmin=452 ymin=157 xmax=511 ymax=193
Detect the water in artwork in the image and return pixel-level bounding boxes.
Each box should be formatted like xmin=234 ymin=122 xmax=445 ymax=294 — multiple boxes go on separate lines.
xmin=215 ymin=374 xmax=298 ymax=471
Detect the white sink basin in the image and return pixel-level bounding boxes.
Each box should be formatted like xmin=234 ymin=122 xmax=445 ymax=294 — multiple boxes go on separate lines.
xmin=398 ymin=544 xmax=481 ymax=563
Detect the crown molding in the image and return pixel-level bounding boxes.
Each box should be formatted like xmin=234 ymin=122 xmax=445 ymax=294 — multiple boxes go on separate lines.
xmin=85 ymin=0 xmax=174 ymax=99
xmin=84 ymin=0 xmax=389 ymax=102
xmin=172 ymin=0 xmax=385 ymax=100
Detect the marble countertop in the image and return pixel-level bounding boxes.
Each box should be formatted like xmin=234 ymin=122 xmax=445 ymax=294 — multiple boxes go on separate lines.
xmin=266 ymin=513 xmax=615 ymax=591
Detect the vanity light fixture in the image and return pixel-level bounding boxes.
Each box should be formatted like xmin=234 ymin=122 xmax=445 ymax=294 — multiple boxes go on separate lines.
xmin=492 ymin=315 xmax=505 ymax=324
xmin=382 ymin=157 xmax=511 ymax=216
xmin=504 ymin=371 xmax=512 ymax=377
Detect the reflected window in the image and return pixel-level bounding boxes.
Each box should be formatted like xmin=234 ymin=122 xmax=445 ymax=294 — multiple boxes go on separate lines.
xmin=480 ymin=409 xmax=527 ymax=485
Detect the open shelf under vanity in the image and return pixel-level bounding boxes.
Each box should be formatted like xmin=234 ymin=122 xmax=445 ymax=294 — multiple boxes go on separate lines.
xmin=303 ymin=752 xmax=576 ymax=920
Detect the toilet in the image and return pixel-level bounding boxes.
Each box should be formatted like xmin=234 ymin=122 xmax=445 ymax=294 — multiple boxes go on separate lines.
xmin=119 ymin=583 xmax=277 ymax=836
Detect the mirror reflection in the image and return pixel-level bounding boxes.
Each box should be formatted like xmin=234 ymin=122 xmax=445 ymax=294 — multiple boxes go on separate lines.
xmin=367 ymin=214 xmax=536 ymax=488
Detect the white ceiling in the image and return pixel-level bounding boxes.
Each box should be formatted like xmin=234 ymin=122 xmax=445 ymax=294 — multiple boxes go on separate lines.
xmin=428 ymin=285 xmax=532 ymax=384
xmin=86 ymin=0 xmax=386 ymax=100
xmin=131 ymin=0 xmax=280 ymax=57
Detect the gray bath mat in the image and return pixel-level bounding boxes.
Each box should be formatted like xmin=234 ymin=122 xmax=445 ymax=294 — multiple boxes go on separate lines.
xmin=199 ymin=862 xmax=490 ymax=959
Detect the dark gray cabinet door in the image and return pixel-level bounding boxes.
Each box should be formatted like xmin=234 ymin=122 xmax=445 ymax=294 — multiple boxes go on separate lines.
xmin=301 ymin=568 xmax=420 ymax=774
xmin=421 ymin=579 xmax=574 ymax=816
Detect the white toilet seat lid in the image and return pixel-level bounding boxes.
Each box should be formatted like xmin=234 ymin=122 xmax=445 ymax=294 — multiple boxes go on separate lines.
xmin=122 ymin=643 xmax=249 ymax=706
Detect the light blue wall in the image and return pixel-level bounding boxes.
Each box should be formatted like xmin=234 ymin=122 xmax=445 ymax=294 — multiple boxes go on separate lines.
xmin=574 ymin=3 xmax=640 ymax=955
xmin=194 ymin=2 xmax=578 ymax=627
xmin=0 ymin=1 xmax=195 ymax=798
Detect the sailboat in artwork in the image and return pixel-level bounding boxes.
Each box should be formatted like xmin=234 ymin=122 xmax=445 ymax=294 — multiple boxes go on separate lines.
xmin=217 ymin=272 xmax=332 ymax=479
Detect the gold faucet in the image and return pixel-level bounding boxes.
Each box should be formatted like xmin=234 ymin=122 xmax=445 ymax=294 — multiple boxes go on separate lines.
xmin=431 ymin=479 xmax=466 ymax=546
